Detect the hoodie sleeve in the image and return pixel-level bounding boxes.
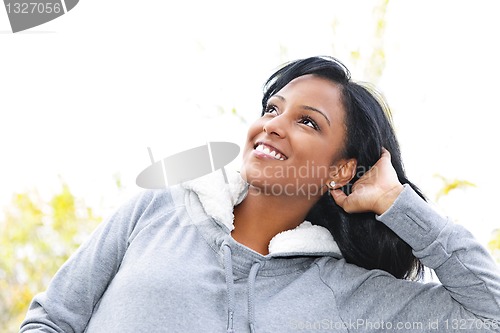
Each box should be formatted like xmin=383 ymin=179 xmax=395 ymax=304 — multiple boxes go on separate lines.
xmin=375 ymin=184 xmax=500 ymax=329
xmin=19 ymin=190 xmax=158 ymax=333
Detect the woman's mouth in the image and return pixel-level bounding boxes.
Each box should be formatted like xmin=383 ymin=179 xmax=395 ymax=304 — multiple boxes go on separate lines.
xmin=253 ymin=143 xmax=287 ymax=160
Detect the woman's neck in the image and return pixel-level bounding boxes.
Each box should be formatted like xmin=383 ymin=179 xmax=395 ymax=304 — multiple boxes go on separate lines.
xmin=231 ymin=186 xmax=321 ymax=255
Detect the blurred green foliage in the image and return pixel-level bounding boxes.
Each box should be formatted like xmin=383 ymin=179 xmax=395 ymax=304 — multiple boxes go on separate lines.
xmin=0 ymin=184 xmax=102 ymax=332
xmin=434 ymin=174 xmax=477 ymax=202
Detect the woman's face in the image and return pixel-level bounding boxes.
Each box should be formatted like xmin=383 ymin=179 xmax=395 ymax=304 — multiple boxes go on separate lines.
xmin=240 ymin=74 xmax=349 ymax=199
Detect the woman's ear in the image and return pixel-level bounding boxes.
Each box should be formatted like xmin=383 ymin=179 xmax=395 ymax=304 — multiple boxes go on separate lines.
xmin=329 ymin=158 xmax=357 ymax=188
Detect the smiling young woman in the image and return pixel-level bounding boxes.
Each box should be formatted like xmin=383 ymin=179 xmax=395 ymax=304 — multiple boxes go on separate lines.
xmin=241 ymin=75 xmax=351 ymax=194
xmin=20 ymin=57 xmax=500 ymax=333
xmin=234 ymin=74 xmax=357 ymax=255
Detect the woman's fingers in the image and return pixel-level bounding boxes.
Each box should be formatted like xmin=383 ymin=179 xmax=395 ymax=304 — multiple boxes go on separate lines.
xmin=330 ymin=188 xmax=347 ymax=208
xmin=332 ymin=186 xmax=374 ymax=213
xmin=329 ymin=147 xmax=403 ymax=215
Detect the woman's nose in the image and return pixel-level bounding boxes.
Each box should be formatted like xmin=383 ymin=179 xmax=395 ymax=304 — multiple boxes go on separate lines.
xmin=263 ymin=114 xmax=288 ymax=138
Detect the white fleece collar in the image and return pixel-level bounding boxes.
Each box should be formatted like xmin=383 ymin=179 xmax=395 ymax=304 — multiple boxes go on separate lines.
xmin=182 ymin=170 xmax=341 ymax=256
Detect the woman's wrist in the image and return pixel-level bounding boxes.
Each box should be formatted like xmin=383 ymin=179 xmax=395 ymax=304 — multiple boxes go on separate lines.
xmin=374 ymin=184 xmax=404 ymax=215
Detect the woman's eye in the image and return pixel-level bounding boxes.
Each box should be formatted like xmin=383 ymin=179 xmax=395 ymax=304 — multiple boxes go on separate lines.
xmin=264 ymin=105 xmax=278 ymax=115
xmin=299 ymin=116 xmax=320 ymax=130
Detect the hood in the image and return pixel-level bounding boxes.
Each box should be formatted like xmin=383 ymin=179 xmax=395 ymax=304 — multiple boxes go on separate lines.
xmin=182 ymin=170 xmax=341 ymax=257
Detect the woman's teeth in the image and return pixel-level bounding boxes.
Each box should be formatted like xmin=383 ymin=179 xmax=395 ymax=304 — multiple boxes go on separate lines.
xmin=255 ymin=144 xmax=286 ymax=160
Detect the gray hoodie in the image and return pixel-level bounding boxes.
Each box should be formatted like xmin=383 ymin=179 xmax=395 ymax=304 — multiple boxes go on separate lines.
xmin=20 ymin=171 xmax=500 ymax=332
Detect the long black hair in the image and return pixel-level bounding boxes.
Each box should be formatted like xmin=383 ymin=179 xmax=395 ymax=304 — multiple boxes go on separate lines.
xmin=262 ymin=56 xmax=425 ymax=280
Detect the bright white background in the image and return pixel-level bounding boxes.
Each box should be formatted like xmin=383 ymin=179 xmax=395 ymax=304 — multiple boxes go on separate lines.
xmin=1 ymin=0 xmax=499 ymax=244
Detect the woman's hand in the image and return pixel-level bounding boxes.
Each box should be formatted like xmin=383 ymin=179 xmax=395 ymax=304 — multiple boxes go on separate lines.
xmin=330 ymin=148 xmax=404 ymax=215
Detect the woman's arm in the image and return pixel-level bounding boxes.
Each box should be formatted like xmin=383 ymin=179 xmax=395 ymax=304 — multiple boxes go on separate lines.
xmin=19 ymin=191 xmax=156 ymax=333
xmin=331 ymin=149 xmax=500 ymax=328
xmin=379 ymin=184 xmax=500 ymax=325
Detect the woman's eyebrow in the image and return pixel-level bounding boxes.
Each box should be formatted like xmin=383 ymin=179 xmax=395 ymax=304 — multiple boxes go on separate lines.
xmin=273 ymin=94 xmax=331 ymax=126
